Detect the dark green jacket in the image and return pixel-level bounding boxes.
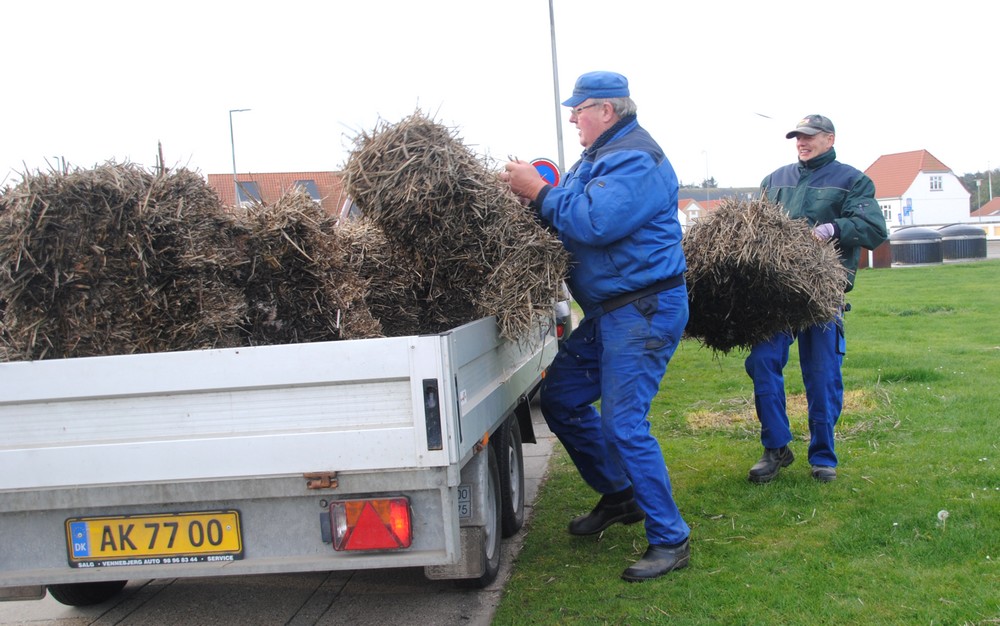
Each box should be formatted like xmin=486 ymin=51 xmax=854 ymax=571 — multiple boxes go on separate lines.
xmin=761 ymin=148 xmax=888 ymax=291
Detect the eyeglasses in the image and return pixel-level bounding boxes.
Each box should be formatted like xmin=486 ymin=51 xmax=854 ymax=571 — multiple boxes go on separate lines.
xmin=570 ymin=102 xmax=602 ymax=116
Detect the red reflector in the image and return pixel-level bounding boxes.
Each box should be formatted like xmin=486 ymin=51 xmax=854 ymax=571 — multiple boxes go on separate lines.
xmin=556 ymin=323 xmax=565 ymax=338
xmin=330 ymin=498 xmax=412 ymax=551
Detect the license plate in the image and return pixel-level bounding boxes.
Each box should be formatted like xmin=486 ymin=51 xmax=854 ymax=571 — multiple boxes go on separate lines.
xmin=65 ymin=510 xmax=243 ymax=568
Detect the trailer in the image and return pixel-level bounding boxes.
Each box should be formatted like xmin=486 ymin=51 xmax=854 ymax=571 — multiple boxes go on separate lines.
xmin=0 ymin=314 xmax=557 ymax=606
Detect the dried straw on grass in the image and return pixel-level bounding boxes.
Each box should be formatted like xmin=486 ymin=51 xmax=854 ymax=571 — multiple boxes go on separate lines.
xmin=342 ymin=110 xmax=569 ymax=339
xmin=239 ymin=190 xmax=381 ymax=344
xmin=683 ymin=196 xmax=849 ymax=354
xmin=0 ymin=163 xmax=248 ymax=360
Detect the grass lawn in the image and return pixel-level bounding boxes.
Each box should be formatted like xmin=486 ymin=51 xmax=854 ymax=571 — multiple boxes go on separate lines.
xmin=495 ymin=260 xmax=1000 ymax=625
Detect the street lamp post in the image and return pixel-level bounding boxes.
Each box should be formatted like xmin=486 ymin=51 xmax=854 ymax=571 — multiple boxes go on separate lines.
xmin=229 ymin=108 xmax=250 ymax=206
xmin=548 ymin=0 xmax=565 ymax=173
xmin=702 ymin=150 xmax=710 ymax=206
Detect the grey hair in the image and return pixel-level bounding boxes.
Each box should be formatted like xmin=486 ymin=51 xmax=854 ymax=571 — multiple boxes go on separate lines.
xmin=603 ymin=97 xmax=637 ymax=117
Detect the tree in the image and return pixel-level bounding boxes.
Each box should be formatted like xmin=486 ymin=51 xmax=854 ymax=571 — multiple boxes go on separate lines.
xmin=701 ymin=177 xmax=718 ymax=189
xmin=961 ymin=169 xmax=998 ymax=213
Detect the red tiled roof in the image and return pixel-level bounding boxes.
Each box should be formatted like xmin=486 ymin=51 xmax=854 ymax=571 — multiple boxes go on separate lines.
xmin=205 ymin=171 xmax=347 ymax=215
xmin=864 ymin=150 xmax=951 ymax=198
xmin=971 ymin=197 xmax=1000 ymax=217
xmin=698 ymin=199 xmax=725 ymax=213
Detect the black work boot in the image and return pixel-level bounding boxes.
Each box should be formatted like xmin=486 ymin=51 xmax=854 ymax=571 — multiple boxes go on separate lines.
xmin=811 ymin=465 xmax=837 ymax=482
xmin=621 ymin=538 xmax=690 ymax=582
xmin=747 ymin=446 xmax=794 ymax=483
xmin=568 ymin=489 xmax=645 ymax=536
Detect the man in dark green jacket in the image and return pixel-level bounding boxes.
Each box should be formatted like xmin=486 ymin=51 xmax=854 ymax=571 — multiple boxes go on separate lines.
xmin=746 ymin=114 xmax=888 ymax=483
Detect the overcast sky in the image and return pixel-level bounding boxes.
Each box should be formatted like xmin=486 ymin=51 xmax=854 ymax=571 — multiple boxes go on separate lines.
xmin=3 ymin=0 xmax=997 ymax=190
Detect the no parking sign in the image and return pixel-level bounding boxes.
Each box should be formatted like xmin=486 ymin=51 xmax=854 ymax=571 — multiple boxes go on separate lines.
xmin=530 ymin=158 xmax=561 ymax=186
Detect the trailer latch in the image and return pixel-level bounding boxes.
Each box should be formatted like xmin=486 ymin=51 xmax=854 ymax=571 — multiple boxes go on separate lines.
xmin=304 ymin=472 xmax=339 ymax=490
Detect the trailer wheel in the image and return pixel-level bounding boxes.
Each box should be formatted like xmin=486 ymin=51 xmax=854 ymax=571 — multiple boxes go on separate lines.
xmin=456 ymin=445 xmax=502 ymax=589
xmin=47 ymin=580 xmax=128 ymax=606
xmin=496 ymin=415 xmax=525 ymax=537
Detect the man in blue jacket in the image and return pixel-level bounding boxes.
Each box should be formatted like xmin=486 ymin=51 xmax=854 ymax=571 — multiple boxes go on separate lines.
xmin=501 ymin=71 xmax=689 ymax=582
xmin=746 ymin=114 xmax=888 ymax=484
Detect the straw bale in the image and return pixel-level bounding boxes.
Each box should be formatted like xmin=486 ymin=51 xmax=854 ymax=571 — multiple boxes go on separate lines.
xmin=342 ymin=110 xmax=569 ymax=339
xmin=239 ymin=190 xmax=381 ymax=344
xmin=682 ymin=196 xmax=849 ymax=354
xmin=337 ymin=216 xmax=424 ymax=337
xmin=337 ymin=213 xmax=483 ymax=336
xmin=0 ymin=163 xmax=248 ymax=361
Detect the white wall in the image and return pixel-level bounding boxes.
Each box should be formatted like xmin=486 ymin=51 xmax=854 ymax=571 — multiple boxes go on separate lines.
xmin=899 ymin=172 xmax=970 ymax=225
xmin=879 ymin=197 xmax=903 ymax=227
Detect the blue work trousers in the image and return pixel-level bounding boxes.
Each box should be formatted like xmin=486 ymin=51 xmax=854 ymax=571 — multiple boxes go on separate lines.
xmin=539 ymin=287 xmax=690 ymax=546
xmin=744 ymin=318 xmax=845 ymax=467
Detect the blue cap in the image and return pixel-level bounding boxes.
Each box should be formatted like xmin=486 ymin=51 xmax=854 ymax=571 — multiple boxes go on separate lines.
xmin=562 ymin=71 xmax=630 ymax=107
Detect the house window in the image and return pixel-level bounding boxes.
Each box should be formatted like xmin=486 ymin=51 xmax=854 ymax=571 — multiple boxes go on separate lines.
xmin=294 ymin=179 xmax=322 ymax=203
xmin=236 ymin=181 xmax=261 ymax=204
xmin=881 ymin=204 xmax=892 ymax=221
xmin=929 ymin=175 xmax=942 ymax=191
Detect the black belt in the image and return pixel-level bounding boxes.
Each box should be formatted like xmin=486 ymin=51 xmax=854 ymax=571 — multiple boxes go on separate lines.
xmin=599 ymin=274 xmax=685 ymax=314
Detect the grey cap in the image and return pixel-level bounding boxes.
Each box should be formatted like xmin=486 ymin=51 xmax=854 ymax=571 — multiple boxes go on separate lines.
xmin=785 ymin=114 xmax=835 ymax=138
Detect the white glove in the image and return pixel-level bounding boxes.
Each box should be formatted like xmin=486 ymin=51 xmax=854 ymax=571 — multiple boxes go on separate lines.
xmin=813 ymin=223 xmax=835 ymax=241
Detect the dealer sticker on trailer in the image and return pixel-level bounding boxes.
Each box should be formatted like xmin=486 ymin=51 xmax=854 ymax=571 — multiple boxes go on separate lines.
xmin=65 ymin=510 xmax=243 ymax=568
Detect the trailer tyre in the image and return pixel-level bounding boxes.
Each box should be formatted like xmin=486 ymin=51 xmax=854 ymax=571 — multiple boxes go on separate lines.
xmin=47 ymin=580 xmax=128 ymax=606
xmin=456 ymin=445 xmax=502 ymax=589
xmin=496 ymin=416 xmax=525 ymax=537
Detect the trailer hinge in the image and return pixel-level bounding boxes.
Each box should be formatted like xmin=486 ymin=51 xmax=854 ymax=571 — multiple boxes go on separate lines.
xmin=304 ymin=471 xmax=339 ymax=490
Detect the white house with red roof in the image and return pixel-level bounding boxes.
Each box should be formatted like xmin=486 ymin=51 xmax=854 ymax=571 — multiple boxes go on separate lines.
xmin=677 ymin=198 xmax=697 ymax=227
xmin=864 ymin=150 xmax=970 ymax=227
xmin=971 ymin=197 xmax=1000 ymax=219
xmin=969 ymin=197 xmax=1000 ymax=239
xmin=677 ymin=197 xmax=730 ymax=229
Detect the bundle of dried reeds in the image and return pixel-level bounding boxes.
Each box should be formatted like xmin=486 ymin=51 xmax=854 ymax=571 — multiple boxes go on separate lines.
xmin=239 ymin=190 xmax=382 ymax=344
xmin=342 ymin=110 xmax=569 ymax=339
xmin=683 ymin=196 xmax=849 ymax=354
xmin=337 ymin=216 xmax=424 ymax=337
xmin=0 ymin=163 xmax=248 ymax=360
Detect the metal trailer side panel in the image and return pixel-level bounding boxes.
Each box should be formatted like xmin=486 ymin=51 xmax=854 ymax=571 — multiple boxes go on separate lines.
xmin=444 ymin=316 xmax=556 ymax=462
xmin=0 ymin=334 xmax=453 ymax=491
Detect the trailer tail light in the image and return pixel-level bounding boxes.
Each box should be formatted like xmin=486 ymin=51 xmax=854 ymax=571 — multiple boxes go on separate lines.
xmin=554 ymin=299 xmax=571 ymax=343
xmin=330 ymin=498 xmax=412 ymax=551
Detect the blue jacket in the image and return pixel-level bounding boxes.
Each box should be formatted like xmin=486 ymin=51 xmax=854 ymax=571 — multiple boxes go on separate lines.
xmin=761 ymin=148 xmax=888 ymax=291
xmin=534 ymin=117 xmax=686 ymax=317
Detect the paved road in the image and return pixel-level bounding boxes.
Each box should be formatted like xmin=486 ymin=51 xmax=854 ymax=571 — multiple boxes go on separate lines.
xmin=0 ymin=405 xmax=558 ymax=626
